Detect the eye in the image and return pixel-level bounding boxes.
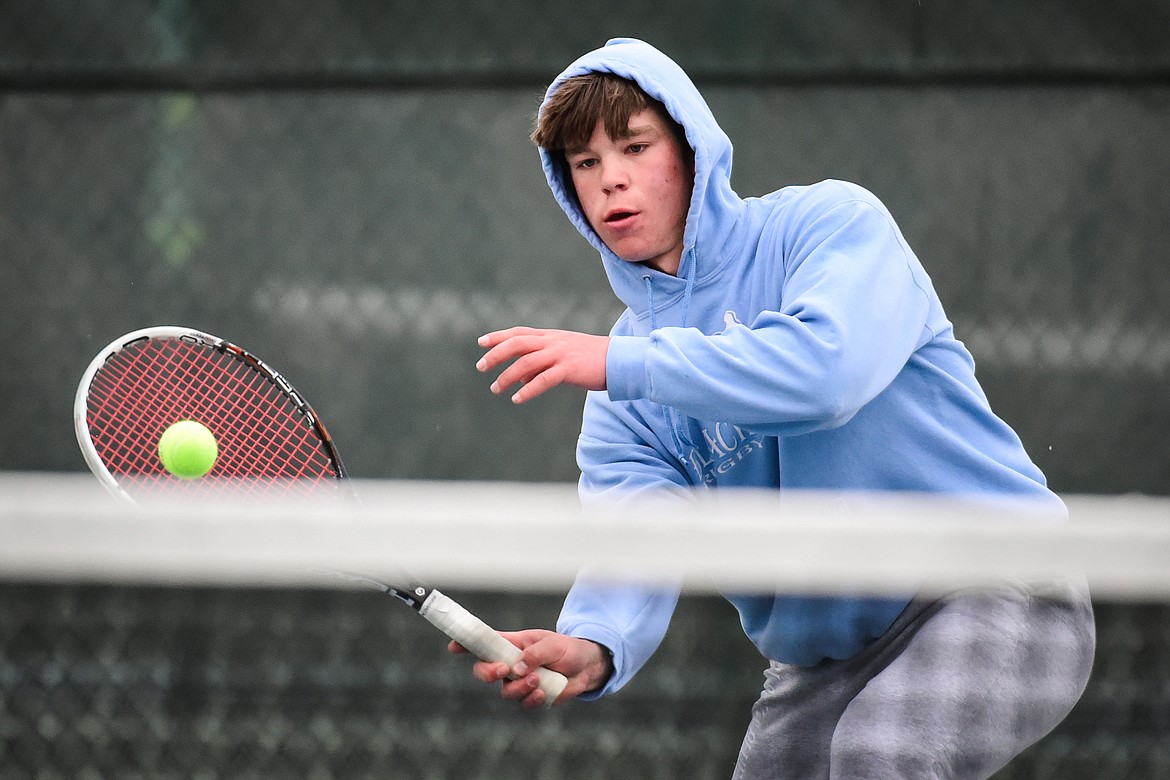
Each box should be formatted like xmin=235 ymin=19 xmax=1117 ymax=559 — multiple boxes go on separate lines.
xmin=572 ymin=157 xmax=598 ymax=170
xmin=627 ymin=142 xmax=648 ymax=154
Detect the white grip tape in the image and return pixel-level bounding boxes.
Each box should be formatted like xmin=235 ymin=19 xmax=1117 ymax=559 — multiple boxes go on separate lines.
xmin=420 ymin=590 xmax=568 ymax=705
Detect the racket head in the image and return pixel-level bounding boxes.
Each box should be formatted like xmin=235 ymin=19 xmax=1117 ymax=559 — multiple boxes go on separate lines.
xmin=75 ymin=326 xmax=347 ymax=503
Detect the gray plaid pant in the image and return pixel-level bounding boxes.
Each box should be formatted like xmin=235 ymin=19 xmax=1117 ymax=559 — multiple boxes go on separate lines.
xmin=732 ymin=578 xmax=1095 ymax=780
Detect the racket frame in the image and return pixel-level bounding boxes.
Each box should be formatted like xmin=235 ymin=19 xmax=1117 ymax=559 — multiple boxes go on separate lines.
xmin=75 ymin=325 xmax=345 ymax=501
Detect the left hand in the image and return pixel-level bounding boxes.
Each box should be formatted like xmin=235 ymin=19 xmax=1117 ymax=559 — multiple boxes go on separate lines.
xmin=477 ymin=327 xmax=609 ymax=404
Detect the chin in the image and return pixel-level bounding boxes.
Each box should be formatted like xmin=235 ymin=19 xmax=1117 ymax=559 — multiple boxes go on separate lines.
xmin=609 ymin=243 xmax=652 ymax=264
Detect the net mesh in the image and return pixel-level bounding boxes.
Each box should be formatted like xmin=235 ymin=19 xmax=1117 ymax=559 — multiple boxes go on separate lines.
xmin=1 ymin=473 xmax=1168 ymax=779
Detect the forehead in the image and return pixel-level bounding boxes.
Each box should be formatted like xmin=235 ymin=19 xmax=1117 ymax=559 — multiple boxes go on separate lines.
xmin=616 ymin=108 xmax=672 ymax=135
xmin=573 ymin=108 xmax=675 ymax=151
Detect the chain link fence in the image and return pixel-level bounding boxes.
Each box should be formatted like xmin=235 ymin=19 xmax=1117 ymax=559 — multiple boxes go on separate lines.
xmin=3 ymin=85 xmax=1167 ymax=489
xmin=1 ymin=585 xmax=1168 ymax=779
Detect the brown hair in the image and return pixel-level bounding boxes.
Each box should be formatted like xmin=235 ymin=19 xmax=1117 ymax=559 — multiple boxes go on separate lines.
xmin=532 ymin=73 xmax=688 ymax=156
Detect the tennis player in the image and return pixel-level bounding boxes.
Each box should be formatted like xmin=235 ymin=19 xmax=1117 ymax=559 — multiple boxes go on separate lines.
xmin=456 ymin=38 xmax=1095 ymax=778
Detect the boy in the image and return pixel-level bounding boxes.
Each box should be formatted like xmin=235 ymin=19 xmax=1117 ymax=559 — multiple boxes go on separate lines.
xmin=454 ymin=38 xmax=1094 ymax=779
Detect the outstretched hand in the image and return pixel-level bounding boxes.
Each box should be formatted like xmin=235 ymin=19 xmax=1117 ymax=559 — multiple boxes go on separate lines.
xmin=448 ymin=629 xmax=613 ymax=709
xmin=477 ymin=327 xmax=609 ymax=404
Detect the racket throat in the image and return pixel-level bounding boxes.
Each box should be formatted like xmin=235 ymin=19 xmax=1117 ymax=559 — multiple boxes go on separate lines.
xmin=391 ymin=584 xmax=435 ymax=611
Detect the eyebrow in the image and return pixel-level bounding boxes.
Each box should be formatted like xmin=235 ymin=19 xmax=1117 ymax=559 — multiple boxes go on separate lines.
xmin=621 ymin=124 xmax=659 ymax=138
xmin=566 ymin=124 xmax=661 ymax=157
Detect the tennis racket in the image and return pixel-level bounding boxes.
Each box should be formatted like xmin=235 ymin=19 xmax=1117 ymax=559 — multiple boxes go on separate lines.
xmin=74 ymin=325 xmax=568 ymax=704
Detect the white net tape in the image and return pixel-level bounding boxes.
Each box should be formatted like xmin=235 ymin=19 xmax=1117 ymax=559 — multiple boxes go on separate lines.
xmin=3 ymin=472 xmax=1168 ymax=599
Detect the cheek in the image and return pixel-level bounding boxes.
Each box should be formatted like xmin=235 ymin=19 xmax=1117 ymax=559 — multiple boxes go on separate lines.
xmin=667 ymin=164 xmax=693 ymax=222
xmin=570 ymin=175 xmax=601 ymax=220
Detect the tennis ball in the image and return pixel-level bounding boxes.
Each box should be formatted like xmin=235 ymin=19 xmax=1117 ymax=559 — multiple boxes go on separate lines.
xmin=158 ymin=420 xmax=219 ymax=479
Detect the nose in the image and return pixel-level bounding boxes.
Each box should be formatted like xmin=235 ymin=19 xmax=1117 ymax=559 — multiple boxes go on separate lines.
xmin=600 ymin=158 xmax=630 ymax=194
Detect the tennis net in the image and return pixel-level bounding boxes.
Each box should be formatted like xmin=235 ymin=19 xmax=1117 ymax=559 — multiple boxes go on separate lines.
xmin=1 ymin=471 xmax=1168 ymax=778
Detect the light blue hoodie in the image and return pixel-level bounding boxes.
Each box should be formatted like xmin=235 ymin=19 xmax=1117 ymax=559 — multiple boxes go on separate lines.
xmin=543 ymin=39 xmax=1061 ymax=697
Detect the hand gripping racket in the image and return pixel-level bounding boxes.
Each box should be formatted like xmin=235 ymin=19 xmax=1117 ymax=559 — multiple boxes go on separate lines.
xmin=74 ymin=325 xmax=568 ymax=704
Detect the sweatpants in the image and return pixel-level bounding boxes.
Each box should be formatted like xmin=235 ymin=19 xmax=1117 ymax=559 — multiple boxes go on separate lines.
xmin=732 ymin=577 xmax=1095 ymax=780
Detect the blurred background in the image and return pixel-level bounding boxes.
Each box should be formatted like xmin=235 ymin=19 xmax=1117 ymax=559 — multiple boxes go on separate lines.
xmin=2 ymin=1 xmax=1168 ymax=777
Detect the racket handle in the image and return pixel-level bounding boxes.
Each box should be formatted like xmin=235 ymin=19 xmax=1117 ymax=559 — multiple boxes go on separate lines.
xmin=420 ymin=590 xmax=569 ymax=706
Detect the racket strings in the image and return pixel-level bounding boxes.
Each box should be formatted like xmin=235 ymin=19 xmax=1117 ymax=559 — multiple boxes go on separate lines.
xmin=85 ymin=338 xmax=341 ymax=499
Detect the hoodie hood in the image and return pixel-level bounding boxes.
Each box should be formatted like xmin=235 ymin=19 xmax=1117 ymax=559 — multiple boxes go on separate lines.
xmin=537 ymin=38 xmax=745 ymax=318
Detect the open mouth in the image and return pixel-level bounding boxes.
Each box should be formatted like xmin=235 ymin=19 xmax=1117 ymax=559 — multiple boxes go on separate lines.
xmin=604 ymin=210 xmax=638 ymax=225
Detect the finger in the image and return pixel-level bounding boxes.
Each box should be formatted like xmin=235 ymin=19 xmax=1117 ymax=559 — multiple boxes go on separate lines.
xmin=509 ymin=366 xmax=565 ymax=404
xmin=472 ymin=660 xmax=512 ymax=684
xmin=519 ymin=686 xmax=548 ymax=710
xmin=477 ymin=328 xmax=523 ymax=348
xmin=491 ymin=353 xmax=559 ymax=397
xmin=511 ymin=637 xmax=567 ymax=678
xmin=447 ymin=640 xmax=467 ymax=654
xmin=477 ymin=327 xmax=541 ymax=351
xmin=498 ymin=672 xmax=543 ymax=702
xmin=477 ymin=335 xmax=547 ymax=375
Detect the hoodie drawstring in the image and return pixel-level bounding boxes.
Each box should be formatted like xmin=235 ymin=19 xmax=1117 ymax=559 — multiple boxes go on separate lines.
xmin=642 ymin=275 xmax=657 ymax=331
xmin=643 ymin=250 xmax=702 ymax=482
xmin=679 ymin=247 xmax=697 ymax=330
xmin=642 ymin=247 xmax=698 ymax=331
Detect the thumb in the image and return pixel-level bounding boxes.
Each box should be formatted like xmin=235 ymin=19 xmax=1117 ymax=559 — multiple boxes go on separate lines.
xmin=512 ymin=635 xmax=566 ymax=676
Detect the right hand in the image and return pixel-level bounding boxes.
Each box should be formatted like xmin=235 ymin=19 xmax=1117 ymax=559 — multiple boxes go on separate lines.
xmin=476 ymin=327 xmax=610 ymax=404
xmin=448 ymin=629 xmax=614 ymax=709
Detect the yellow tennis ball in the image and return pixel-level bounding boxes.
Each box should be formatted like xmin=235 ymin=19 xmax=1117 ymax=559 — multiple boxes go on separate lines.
xmin=158 ymin=420 xmax=219 ymax=479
